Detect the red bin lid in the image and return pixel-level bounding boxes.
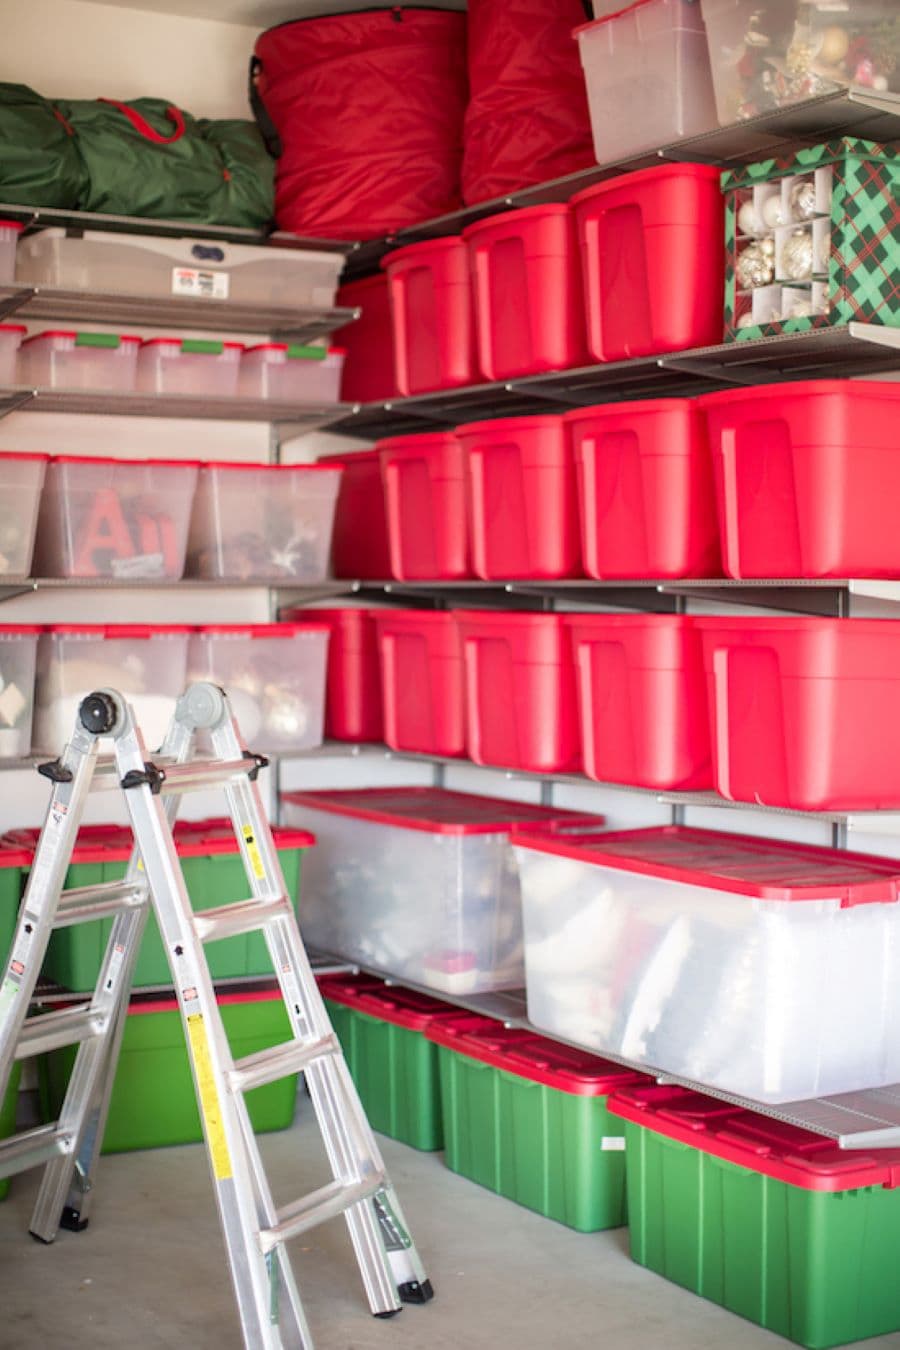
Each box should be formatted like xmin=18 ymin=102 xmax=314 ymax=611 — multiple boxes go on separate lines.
xmin=3 ymin=824 xmax=134 ymax=864
xmin=317 ymin=973 xmax=460 ymax=1031
xmin=282 ymin=787 xmax=600 ymax=836
xmin=607 ymin=1083 xmax=900 ymax=1193
xmin=425 ymin=1014 xmax=649 ymax=1096
xmin=173 ymin=817 xmax=315 ymax=854
xmin=508 ymin=825 xmax=900 ymax=908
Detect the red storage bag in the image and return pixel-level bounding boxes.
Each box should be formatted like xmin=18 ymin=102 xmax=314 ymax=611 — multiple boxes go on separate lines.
xmin=462 ymin=0 xmax=595 ymax=207
xmin=252 ymin=8 xmax=468 ymax=239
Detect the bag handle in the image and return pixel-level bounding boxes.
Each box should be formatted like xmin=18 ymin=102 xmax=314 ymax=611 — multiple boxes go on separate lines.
xmin=97 ymin=97 xmax=186 ymax=144
xmin=248 ymin=56 xmax=283 ymax=158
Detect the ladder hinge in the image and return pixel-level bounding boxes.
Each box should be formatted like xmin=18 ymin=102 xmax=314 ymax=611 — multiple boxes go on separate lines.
xmin=243 ymin=751 xmax=269 ymax=782
xmin=120 ymin=762 xmax=166 ymax=794
xmin=37 ymin=758 xmax=74 ymax=784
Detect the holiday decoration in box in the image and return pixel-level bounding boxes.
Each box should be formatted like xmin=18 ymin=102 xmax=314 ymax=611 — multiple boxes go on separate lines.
xmin=724 ymin=137 xmax=900 ymax=341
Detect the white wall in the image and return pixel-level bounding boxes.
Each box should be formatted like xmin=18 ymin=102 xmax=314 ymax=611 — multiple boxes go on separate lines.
xmin=2 ymin=0 xmax=258 ymax=119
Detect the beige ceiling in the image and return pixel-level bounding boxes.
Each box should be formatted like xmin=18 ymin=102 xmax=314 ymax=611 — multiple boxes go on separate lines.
xmin=83 ymin=0 xmax=464 ymax=27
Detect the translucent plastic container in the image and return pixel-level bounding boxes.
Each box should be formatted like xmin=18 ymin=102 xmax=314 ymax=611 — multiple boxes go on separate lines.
xmin=0 ymin=452 xmax=48 ymax=577
xmin=15 ymin=228 xmax=345 ymax=307
xmin=238 ymin=344 xmax=345 ymax=403
xmin=285 ymin=787 xmax=597 ymax=994
xmin=577 ymin=0 xmax=718 ymax=162
xmin=0 ymin=220 xmax=23 ymax=284
xmin=700 ymin=0 xmax=900 ymax=124
xmin=33 ymin=624 xmax=190 ymax=754
xmin=17 ymin=330 xmax=141 ymax=391
xmin=514 ymin=825 xmax=900 ymax=1103
xmin=32 ymin=456 xmax=199 ymax=580
xmin=0 ymin=626 xmax=39 ymax=758
xmin=188 ymin=624 xmax=329 ymax=753
xmin=136 ymin=337 xmax=243 ymax=397
xmin=0 ymin=324 xmax=26 ymax=384
xmin=186 ymin=462 xmax=341 ymax=581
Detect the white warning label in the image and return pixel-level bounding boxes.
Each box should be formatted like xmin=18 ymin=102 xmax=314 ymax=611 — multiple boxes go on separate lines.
xmin=171 ymin=267 xmax=229 ymax=300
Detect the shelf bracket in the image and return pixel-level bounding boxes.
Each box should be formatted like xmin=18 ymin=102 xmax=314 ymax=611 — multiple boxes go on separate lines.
xmin=0 ymin=287 xmax=37 ymax=323
xmin=0 ymin=389 xmax=37 ymax=421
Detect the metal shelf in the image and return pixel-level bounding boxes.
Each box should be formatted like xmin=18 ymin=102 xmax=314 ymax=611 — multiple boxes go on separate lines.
xmin=329 ymin=325 xmax=900 ymax=439
xmin=345 ymin=88 xmax=900 ymax=276
xmin=0 ymin=577 xmax=358 ymax=603
xmin=0 ymin=383 xmax=352 ymax=427
xmin=0 ymin=285 xmax=357 ymax=342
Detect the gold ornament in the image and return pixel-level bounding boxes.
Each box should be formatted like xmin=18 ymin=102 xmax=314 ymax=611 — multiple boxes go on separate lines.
xmin=818 ymin=25 xmax=849 ymax=67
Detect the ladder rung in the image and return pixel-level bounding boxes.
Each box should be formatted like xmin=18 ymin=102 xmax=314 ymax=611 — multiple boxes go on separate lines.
xmin=259 ymin=1174 xmax=386 ymax=1254
xmin=15 ymin=1005 xmax=104 ymax=1059
xmin=54 ymin=879 xmax=147 ymax=928
xmin=229 ymin=1035 xmax=339 ymax=1094
xmin=193 ymin=896 xmax=292 ymax=943
xmin=0 ymin=1123 xmax=72 ymax=1179
xmin=142 ymin=758 xmax=264 ymax=797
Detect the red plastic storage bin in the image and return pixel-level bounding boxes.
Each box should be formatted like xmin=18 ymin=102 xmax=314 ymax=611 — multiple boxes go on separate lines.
xmin=463 ymin=205 xmax=589 ymax=380
xmin=316 ymin=448 xmax=391 ymax=580
xmin=375 ymin=609 xmax=465 ymax=757
xmin=378 ymin=432 xmax=470 ymax=580
xmin=383 ymin=236 xmax=479 ymax=395
xmin=572 ymin=163 xmax=724 ymax=362
xmin=455 ymin=611 xmax=580 ymax=773
xmin=565 ymin=397 xmax=720 ymax=579
xmin=700 ymin=616 xmax=900 ymax=810
xmin=289 ymin=607 xmax=383 ymax=743
xmin=700 ymin=380 xmax=900 ymax=579
xmin=456 ymin=415 xmax=581 ymax=580
xmin=333 ymin=274 xmax=398 ymax=404
xmin=567 ymin=614 xmax=712 ymax=790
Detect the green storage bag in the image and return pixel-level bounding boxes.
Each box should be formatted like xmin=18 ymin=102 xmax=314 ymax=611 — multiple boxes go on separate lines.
xmin=62 ymin=97 xmax=273 ymax=228
xmin=0 ymin=83 xmax=86 ymax=208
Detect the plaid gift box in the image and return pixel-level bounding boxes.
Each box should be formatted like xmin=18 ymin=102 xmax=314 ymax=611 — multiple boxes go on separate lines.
xmin=724 ymin=138 xmax=900 ymax=342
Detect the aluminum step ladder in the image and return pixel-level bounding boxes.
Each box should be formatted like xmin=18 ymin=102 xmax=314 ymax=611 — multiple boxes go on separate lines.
xmin=0 ymin=682 xmax=433 ymax=1350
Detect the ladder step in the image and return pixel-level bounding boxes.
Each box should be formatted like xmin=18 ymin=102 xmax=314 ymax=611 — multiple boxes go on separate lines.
xmin=121 ymin=757 xmax=265 ymax=798
xmin=229 ymin=1035 xmax=339 ymax=1094
xmin=15 ymin=1005 xmax=104 ymax=1059
xmin=193 ymin=896 xmax=292 ymax=943
xmin=54 ymin=879 xmax=147 ymax=929
xmin=259 ymin=1174 xmax=386 ymax=1255
xmin=0 ymin=1123 xmax=72 ymax=1180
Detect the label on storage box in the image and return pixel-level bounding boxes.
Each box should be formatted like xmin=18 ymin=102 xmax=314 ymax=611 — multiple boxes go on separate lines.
xmin=600 ymin=1137 xmax=626 ymax=1152
xmin=171 ymin=267 xmax=229 ymax=300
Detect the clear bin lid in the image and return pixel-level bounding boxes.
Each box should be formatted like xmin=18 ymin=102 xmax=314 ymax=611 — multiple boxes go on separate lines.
xmin=194 ymin=623 xmax=329 ymax=638
xmin=509 ymin=825 xmax=900 ymax=907
xmin=282 ymin=787 xmax=600 ymax=836
xmin=21 ymin=330 xmax=142 ymax=346
xmin=200 ymin=461 xmax=340 ymax=473
xmin=425 ymin=1014 xmax=649 ymax=1096
xmin=46 ymin=624 xmax=191 ymax=637
xmin=318 ymin=973 xmax=459 ymax=1031
xmin=607 ymin=1083 xmax=900 ymax=1193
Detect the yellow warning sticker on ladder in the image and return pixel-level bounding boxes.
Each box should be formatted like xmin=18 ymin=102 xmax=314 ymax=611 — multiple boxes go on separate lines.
xmin=186 ymin=1013 xmax=233 ymax=1181
xmin=242 ymin=826 xmax=266 ymax=881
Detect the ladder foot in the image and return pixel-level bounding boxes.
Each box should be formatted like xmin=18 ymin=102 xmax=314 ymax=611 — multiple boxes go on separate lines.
xmin=399 ymin=1279 xmax=434 ymax=1305
xmin=58 ymin=1205 xmax=89 ymax=1234
xmin=373 ymin=1309 xmax=402 ymax=1320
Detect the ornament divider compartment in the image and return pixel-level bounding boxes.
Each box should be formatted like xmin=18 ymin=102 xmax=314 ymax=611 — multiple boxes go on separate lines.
xmin=723 ymin=137 xmax=900 ymax=342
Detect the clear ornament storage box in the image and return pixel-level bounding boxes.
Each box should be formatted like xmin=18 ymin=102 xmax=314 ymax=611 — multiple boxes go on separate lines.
xmin=17 ymin=330 xmax=141 ymax=391
xmin=188 ymin=623 xmax=329 ymax=753
xmin=724 ymin=138 xmax=900 ymax=340
xmin=513 ymin=824 xmax=900 ymax=1104
xmin=0 ymin=452 xmax=48 ymax=577
xmin=0 ymin=626 xmax=39 ymax=758
xmin=283 ymin=787 xmax=599 ymax=995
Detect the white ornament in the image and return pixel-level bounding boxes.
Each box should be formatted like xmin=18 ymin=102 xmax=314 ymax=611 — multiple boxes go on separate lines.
xmin=737 ymin=200 xmax=765 ymax=236
xmin=762 ymin=195 xmax=789 ymax=229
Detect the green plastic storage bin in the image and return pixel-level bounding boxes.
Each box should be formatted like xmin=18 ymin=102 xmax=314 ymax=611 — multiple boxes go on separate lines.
xmin=42 ymin=989 xmax=297 ymax=1152
xmin=7 ymin=819 xmax=314 ymax=991
xmin=427 ymin=1014 xmax=647 ymax=1231
xmin=320 ymin=973 xmax=460 ymax=1150
xmin=609 ymin=1082 xmax=900 ymax=1349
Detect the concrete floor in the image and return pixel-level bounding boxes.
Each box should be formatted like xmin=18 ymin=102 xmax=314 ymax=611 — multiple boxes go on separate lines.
xmin=3 ymin=1096 xmax=900 ymax=1350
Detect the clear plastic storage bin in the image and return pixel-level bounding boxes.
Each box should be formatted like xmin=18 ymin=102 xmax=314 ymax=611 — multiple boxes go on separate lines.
xmin=700 ymin=0 xmax=900 ymax=123
xmin=136 ymin=337 xmax=243 ymax=398
xmin=33 ymin=624 xmax=190 ymax=754
xmin=577 ymin=0 xmax=718 ymax=162
xmin=0 ymin=324 xmax=25 ymax=384
xmin=188 ymin=624 xmax=329 ymax=752
xmin=17 ymin=330 xmax=141 ymax=391
xmin=186 ymin=462 xmax=341 ymax=581
xmin=32 ymin=456 xmax=199 ymax=579
xmin=0 ymin=626 xmax=39 ymax=758
xmin=285 ymin=787 xmax=598 ymax=994
xmin=0 ymin=221 xmax=23 ymax=284
xmin=15 ymin=228 xmax=345 ymax=307
xmin=514 ymin=825 xmax=900 ymax=1103
xmin=0 ymin=452 xmax=48 ymax=577
xmin=238 ymin=344 xmax=345 ymax=403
